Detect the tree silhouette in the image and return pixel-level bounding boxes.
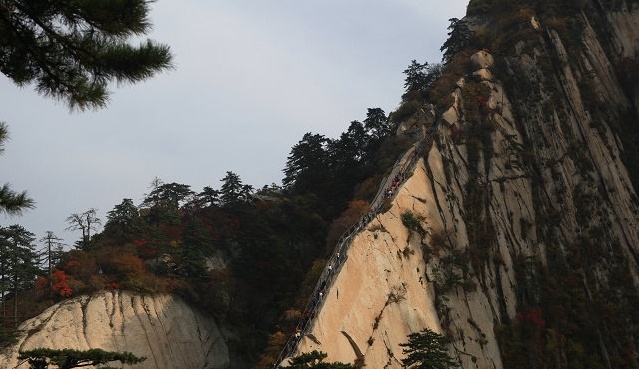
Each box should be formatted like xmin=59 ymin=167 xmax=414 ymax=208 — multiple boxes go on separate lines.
xmin=220 ymin=171 xmax=252 ymax=207
xmin=141 ymin=181 xmax=193 ymax=228
xmin=0 ymin=0 xmax=173 ymax=110
xmin=288 ymin=350 xmax=354 ymax=368
xmin=65 ymin=209 xmax=101 ymax=251
xmin=18 ymin=348 xmax=145 ymax=369
xmin=104 ymin=198 xmax=144 ymax=243
xmin=39 ymin=232 xmax=64 ymax=285
xmin=283 ymin=133 xmax=331 ymax=195
xmin=440 ymin=18 xmax=474 ymax=64
xmin=0 ymin=225 xmax=39 ymax=327
xmin=403 ymin=61 xmax=443 ymax=97
xmin=364 ymin=107 xmax=391 ymax=142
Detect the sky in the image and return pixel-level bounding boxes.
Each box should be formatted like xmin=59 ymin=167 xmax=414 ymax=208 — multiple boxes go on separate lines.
xmin=1 ymin=0 xmax=469 ymax=249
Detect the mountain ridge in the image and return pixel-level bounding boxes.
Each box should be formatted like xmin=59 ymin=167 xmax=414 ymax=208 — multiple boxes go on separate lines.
xmin=2 ymin=2 xmax=639 ymax=369
xmin=291 ymin=2 xmax=639 ymax=367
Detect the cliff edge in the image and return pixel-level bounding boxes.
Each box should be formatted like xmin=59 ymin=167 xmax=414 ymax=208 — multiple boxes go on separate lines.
xmin=0 ymin=290 xmax=229 ymax=369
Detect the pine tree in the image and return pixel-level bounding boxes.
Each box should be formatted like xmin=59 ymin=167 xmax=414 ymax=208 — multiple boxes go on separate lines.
xmin=180 ymin=217 xmax=213 ymax=278
xmin=18 ymin=348 xmax=145 ymax=369
xmin=402 ymin=61 xmax=443 ymax=96
xmin=440 ymin=18 xmax=474 ymax=64
xmin=399 ymin=328 xmax=459 ymax=369
xmin=220 ymin=171 xmax=252 ymax=206
xmin=283 ymin=133 xmax=331 ymax=194
xmin=363 ymin=107 xmax=391 ymax=141
xmin=0 ymin=0 xmax=173 ymax=110
xmin=288 ymin=350 xmax=354 ymax=368
xmin=104 ymin=198 xmax=144 ymax=243
xmin=0 ymin=225 xmax=39 ymax=328
xmin=141 ymin=181 xmax=193 ymax=227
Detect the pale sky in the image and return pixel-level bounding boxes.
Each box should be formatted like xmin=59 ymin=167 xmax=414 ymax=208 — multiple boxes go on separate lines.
xmin=1 ymin=1 xmax=469 ymax=249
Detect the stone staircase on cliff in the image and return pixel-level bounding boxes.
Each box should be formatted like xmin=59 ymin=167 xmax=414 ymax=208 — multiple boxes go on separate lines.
xmin=273 ymin=118 xmax=437 ymax=367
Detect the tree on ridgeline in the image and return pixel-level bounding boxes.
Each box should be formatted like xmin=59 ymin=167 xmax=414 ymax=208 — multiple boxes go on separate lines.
xmin=143 ymin=182 xmax=194 ymax=211
xmin=328 ymin=122 xmax=367 ymax=194
xmin=38 ymin=231 xmax=64 ymax=285
xmin=440 ymin=18 xmax=474 ymax=64
xmin=182 ymin=186 xmax=221 ymax=214
xmin=403 ymin=61 xmax=443 ymax=98
xmin=0 ymin=0 xmax=173 ymax=110
xmin=364 ymin=107 xmax=392 ymax=144
xmin=65 ymin=208 xmax=101 ymax=251
xmin=283 ymin=133 xmax=331 ymax=196
xmin=198 ymin=186 xmax=222 ymax=208
xmin=220 ymin=171 xmax=253 ymax=207
xmin=103 ymin=198 xmax=145 ymax=244
xmin=141 ymin=181 xmax=194 ymax=228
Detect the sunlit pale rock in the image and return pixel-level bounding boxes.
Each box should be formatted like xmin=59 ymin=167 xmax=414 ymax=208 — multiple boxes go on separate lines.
xmin=0 ymin=291 xmax=229 ymax=369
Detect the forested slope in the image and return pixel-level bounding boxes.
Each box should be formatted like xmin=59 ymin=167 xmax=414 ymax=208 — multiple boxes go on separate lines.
xmin=2 ymin=1 xmax=639 ymax=369
xmin=291 ymin=0 xmax=639 ymax=368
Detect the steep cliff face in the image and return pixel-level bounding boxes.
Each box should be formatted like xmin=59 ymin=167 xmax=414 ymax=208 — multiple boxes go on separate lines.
xmin=296 ymin=2 xmax=639 ymax=368
xmin=296 ymin=158 xmax=504 ymax=368
xmin=0 ymin=291 xmax=229 ymax=369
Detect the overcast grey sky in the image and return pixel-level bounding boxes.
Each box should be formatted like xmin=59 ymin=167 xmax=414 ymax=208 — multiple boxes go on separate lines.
xmin=1 ymin=1 xmax=468 ymax=248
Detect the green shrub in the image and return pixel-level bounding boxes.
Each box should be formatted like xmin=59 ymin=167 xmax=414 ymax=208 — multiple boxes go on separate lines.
xmin=467 ymin=0 xmax=492 ymax=15
xmin=401 ymin=211 xmax=421 ymax=230
xmin=391 ymin=100 xmax=421 ymax=123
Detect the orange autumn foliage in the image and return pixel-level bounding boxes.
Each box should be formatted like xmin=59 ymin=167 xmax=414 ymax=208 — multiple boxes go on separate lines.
xmin=111 ymin=253 xmax=146 ymax=277
xmin=52 ymin=270 xmax=72 ymax=297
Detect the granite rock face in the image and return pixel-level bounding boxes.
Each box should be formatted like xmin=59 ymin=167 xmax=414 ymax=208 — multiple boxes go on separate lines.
xmin=294 ymin=4 xmax=639 ymax=369
xmin=0 ymin=291 xmax=229 ymax=369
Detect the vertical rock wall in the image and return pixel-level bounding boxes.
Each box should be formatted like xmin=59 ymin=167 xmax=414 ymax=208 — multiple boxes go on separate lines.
xmin=295 ymin=5 xmax=639 ymax=369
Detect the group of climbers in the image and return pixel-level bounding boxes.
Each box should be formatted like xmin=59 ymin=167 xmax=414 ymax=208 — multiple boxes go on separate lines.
xmin=384 ymin=172 xmax=405 ymax=198
xmin=276 ymin=126 xmax=438 ymax=367
xmin=281 ymin=170 xmax=409 ymax=360
xmin=288 ymin=273 xmax=331 ymax=347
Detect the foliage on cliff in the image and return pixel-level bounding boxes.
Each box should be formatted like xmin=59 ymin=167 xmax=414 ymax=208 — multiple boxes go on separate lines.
xmin=3 ymin=1 xmax=639 ymax=369
xmin=429 ymin=1 xmax=639 ymax=368
xmin=18 ymin=348 xmax=145 ymax=369
xmin=0 ymin=103 xmax=413 ymax=367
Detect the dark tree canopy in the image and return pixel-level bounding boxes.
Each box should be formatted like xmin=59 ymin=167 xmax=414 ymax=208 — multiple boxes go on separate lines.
xmin=440 ymin=18 xmax=474 ymax=64
xmin=283 ymin=133 xmax=331 ymax=193
xmin=220 ymin=171 xmax=253 ymax=207
xmin=403 ymin=61 xmax=443 ymax=95
xmin=18 ymin=348 xmax=145 ymax=369
xmin=103 ymin=198 xmax=144 ymax=243
xmin=0 ymin=0 xmax=174 ymax=110
xmin=363 ymin=107 xmax=391 ymax=141
xmin=288 ymin=350 xmax=354 ymax=368
xmin=399 ymin=328 xmax=459 ymax=369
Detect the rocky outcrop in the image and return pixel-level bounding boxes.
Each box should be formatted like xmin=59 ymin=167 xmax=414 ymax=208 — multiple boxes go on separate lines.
xmin=294 ymin=3 xmax=639 ymax=369
xmin=0 ymin=291 xmax=229 ymax=369
xmin=295 ymin=150 xmax=506 ymax=368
